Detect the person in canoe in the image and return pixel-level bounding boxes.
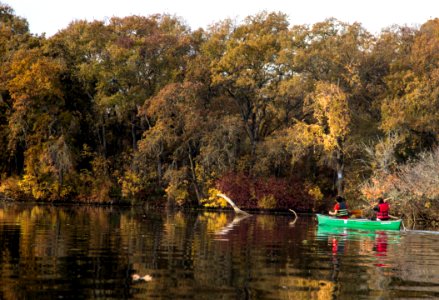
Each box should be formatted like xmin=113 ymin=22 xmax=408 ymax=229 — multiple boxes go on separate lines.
xmin=329 ymin=195 xmax=349 ymax=219
xmin=373 ymin=197 xmax=390 ymax=220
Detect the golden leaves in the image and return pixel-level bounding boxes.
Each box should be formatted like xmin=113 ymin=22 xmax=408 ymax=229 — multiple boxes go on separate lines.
xmin=199 ymin=188 xmax=227 ymax=208
xmin=313 ymin=81 xmax=350 ymax=141
xmin=7 ymin=48 xmax=65 ymax=102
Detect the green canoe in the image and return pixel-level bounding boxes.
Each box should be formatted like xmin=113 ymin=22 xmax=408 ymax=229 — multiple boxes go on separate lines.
xmin=316 ymin=214 xmax=402 ymax=231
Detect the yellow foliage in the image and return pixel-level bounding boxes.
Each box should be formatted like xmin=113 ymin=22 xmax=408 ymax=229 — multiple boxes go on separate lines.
xmin=287 ymin=123 xmax=325 ymax=163
xmin=200 ymin=188 xmax=227 ymax=208
xmin=308 ymin=185 xmax=323 ymax=201
xmin=286 ymin=82 xmax=351 ymax=162
xmin=19 ymin=174 xmax=49 ymax=200
xmin=118 ymin=170 xmax=142 ymax=199
xmin=307 ymin=184 xmax=324 ymax=211
xmin=165 ymin=183 xmax=189 ymax=206
xmin=257 ymin=194 xmax=277 ymax=209
xmin=314 ymin=82 xmax=351 ymax=144
xmin=0 ymin=176 xmax=22 ymax=198
xmin=77 ymin=169 xmax=112 ymax=203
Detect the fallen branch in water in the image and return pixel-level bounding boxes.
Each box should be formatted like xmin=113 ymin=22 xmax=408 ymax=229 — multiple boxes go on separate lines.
xmin=217 ymin=193 xmax=251 ymax=215
xmin=289 ymin=209 xmax=298 ymax=225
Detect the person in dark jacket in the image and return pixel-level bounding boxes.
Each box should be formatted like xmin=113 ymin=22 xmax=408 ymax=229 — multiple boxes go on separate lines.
xmin=329 ymin=195 xmax=349 ymax=219
xmin=373 ymin=197 xmax=390 ymax=220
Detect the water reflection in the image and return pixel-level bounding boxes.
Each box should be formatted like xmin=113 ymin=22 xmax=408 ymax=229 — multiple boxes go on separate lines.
xmin=214 ymin=213 xmax=251 ymax=238
xmin=317 ymin=225 xmax=400 ymax=290
xmin=316 ymin=226 xmax=400 ymax=266
xmin=0 ymin=203 xmax=438 ymax=299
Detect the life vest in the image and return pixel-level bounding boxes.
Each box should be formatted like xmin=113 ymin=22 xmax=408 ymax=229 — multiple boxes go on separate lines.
xmin=336 ymin=202 xmax=349 ymax=218
xmin=377 ymin=202 xmax=389 ymax=220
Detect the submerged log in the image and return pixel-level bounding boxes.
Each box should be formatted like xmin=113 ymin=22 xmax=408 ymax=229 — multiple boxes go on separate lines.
xmin=289 ymin=209 xmax=298 ymax=225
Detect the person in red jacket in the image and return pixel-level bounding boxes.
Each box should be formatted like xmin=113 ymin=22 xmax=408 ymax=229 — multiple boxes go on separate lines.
xmin=373 ymin=197 xmax=390 ymax=220
xmin=329 ymin=195 xmax=349 ymax=219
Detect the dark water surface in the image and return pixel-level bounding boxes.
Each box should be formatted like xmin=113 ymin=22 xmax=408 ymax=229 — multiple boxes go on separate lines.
xmin=0 ymin=203 xmax=438 ymax=299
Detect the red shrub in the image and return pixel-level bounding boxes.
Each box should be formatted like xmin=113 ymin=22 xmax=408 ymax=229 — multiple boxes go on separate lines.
xmin=215 ymin=172 xmax=314 ymax=212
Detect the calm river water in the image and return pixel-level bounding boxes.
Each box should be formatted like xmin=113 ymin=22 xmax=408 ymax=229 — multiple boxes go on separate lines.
xmin=0 ymin=203 xmax=438 ymax=299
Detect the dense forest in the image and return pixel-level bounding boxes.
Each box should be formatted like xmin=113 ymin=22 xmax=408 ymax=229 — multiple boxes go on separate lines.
xmin=0 ymin=4 xmax=438 ymax=222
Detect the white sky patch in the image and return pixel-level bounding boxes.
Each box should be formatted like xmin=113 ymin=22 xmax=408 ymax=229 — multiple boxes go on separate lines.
xmin=6 ymin=0 xmax=438 ymax=36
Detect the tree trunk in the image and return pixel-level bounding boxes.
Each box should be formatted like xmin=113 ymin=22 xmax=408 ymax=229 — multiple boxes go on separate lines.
xmin=58 ymin=169 xmax=63 ymax=198
xmin=188 ymin=147 xmax=201 ymax=205
xmin=335 ymin=137 xmax=344 ymax=196
xmin=156 ymin=156 xmax=162 ymax=186
xmin=102 ymin=122 xmax=107 ymax=158
xmin=131 ymin=112 xmax=137 ymax=152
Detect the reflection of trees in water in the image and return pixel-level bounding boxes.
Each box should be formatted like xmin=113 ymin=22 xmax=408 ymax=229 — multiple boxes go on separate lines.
xmin=315 ymin=228 xmax=439 ymax=299
xmin=191 ymin=213 xmax=335 ymax=299
xmin=0 ymin=205 xmax=333 ymax=298
xmin=129 ymin=211 xmax=335 ymax=299
xmin=392 ymin=232 xmax=439 ymax=293
xmin=2 ymin=205 xmax=436 ymax=299
xmin=0 ymin=204 xmax=139 ymax=298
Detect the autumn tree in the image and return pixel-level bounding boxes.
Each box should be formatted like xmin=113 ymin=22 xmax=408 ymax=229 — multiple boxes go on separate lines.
xmin=137 ymin=82 xmax=209 ymax=205
xmin=360 ymin=20 xmax=439 ymax=221
xmin=0 ymin=3 xmax=35 ymax=175
xmin=380 ymin=20 xmax=439 ymax=157
xmin=211 ymin=12 xmax=290 ymax=168
xmin=267 ymin=20 xmax=370 ymax=196
xmin=97 ymin=15 xmax=192 ymax=155
xmin=184 ymin=22 xmax=248 ymax=182
xmin=2 ymin=1 xmax=439 ymax=216
xmin=44 ymin=16 xmax=194 ymax=201
xmin=282 ymin=82 xmax=350 ymax=196
xmin=4 ymin=46 xmax=78 ymax=199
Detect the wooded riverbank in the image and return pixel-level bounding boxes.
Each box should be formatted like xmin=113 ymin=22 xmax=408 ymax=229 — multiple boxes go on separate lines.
xmin=0 ymin=4 xmax=438 ymax=225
